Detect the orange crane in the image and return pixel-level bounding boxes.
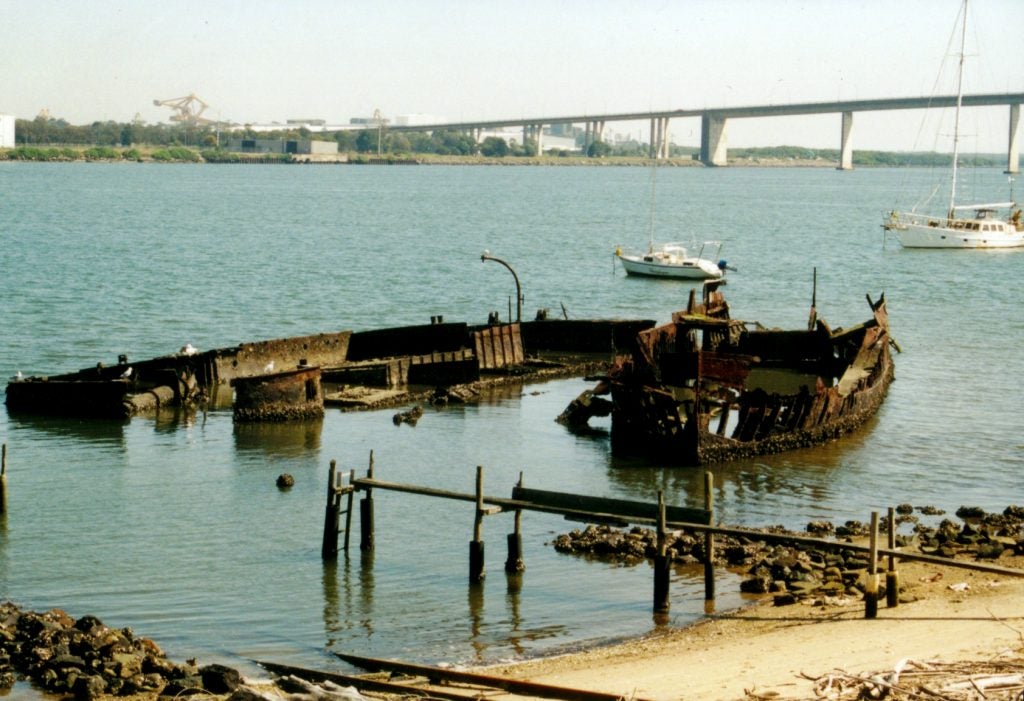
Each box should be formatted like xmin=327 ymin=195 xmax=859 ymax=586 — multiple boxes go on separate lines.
xmin=152 ymin=94 xmax=214 ymax=125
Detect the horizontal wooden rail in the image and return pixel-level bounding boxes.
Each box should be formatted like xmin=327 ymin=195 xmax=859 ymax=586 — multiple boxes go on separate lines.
xmin=672 ymin=522 xmax=1024 ymax=579
xmin=351 ymin=476 xmax=710 ymax=527
xmin=349 ymin=476 xmax=1023 ymax=580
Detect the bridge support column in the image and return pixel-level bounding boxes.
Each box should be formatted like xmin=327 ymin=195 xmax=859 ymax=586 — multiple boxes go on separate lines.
xmin=838 ymin=111 xmax=854 ymax=170
xmin=649 ymin=118 xmax=669 ymax=159
xmin=700 ymin=114 xmax=728 ymax=166
xmin=583 ymin=120 xmax=604 ymax=156
xmin=522 ymin=124 xmax=544 ymax=156
xmin=1007 ymin=104 xmax=1020 ymax=174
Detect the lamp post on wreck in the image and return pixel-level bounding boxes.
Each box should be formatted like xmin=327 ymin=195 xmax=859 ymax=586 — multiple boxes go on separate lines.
xmin=480 ymin=250 xmax=522 ymax=323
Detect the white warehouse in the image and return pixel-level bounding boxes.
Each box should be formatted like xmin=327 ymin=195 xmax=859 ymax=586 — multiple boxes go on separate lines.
xmin=0 ymin=114 xmax=15 ymax=148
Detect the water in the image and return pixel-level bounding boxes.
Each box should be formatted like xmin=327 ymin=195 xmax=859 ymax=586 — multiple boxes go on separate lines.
xmin=1 ymin=162 xmax=1022 ymax=689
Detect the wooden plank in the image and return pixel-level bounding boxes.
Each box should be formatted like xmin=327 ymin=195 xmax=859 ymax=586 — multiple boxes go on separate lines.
xmin=351 ymin=478 xmax=710 ymax=527
xmin=512 ymin=486 xmax=710 ymax=525
xmin=254 ymin=659 xmax=475 ymax=701
xmin=335 ymin=652 xmax=649 ymax=701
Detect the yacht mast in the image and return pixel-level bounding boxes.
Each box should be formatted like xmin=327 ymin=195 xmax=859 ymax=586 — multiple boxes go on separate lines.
xmin=948 ymin=0 xmax=968 ymax=220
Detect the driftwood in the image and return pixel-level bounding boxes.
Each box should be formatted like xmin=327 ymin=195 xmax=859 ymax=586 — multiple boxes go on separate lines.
xmin=793 ymin=657 xmax=1024 ymax=700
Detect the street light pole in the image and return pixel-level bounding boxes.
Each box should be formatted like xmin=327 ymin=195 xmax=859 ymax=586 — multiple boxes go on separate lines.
xmin=480 ymin=251 xmax=522 ymax=323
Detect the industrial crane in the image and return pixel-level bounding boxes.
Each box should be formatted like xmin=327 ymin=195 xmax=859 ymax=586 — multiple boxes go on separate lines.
xmin=152 ymin=94 xmax=214 ymax=125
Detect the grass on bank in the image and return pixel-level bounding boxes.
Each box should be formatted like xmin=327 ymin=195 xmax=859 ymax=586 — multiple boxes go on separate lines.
xmin=0 ymin=144 xmax=1002 ymax=168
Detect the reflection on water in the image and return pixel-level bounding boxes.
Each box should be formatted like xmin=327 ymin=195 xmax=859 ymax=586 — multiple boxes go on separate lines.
xmin=323 ymin=551 xmax=376 ymax=656
xmin=8 ymin=412 xmax=128 ymax=446
xmin=468 ymin=582 xmax=486 ymax=662
xmin=604 ymin=413 xmax=884 ymax=527
xmin=233 ymin=419 xmax=323 ymax=456
xmin=151 ymin=407 xmax=203 ymax=434
xmin=504 ymin=573 xmax=525 ymax=657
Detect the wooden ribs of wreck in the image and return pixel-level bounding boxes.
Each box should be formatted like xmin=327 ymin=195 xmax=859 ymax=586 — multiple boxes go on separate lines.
xmin=589 ymin=282 xmax=896 ymax=466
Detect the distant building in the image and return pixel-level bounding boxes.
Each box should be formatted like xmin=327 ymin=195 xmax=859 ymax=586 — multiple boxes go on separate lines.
xmin=224 ymin=138 xmax=338 ymax=155
xmin=350 ymin=116 xmax=390 ymax=126
xmin=0 ymin=114 xmax=15 ymax=148
xmin=394 ymin=114 xmax=446 ymax=127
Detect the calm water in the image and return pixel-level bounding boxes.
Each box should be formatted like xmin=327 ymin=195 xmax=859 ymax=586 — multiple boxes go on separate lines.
xmin=1 ymin=162 xmax=1022 ymax=689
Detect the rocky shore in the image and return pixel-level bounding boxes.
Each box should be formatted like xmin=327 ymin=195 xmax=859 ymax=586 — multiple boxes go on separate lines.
xmin=551 ymin=504 xmax=1024 ymax=605
xmin=0 ymin=604 xmax=246 ymax=700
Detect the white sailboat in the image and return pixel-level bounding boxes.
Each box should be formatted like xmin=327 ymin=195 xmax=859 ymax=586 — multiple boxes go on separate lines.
xmin=883 ymin=0 xmax=1024 ymax=249
xmin=616 ymin=240 xmax=727 ymax=279
xmin=615 ymin=160 xmax=731 ymax=279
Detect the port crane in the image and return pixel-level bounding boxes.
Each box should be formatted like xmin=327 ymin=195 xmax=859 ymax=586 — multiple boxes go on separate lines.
xmin=152 ymin=94 xmax=214 ymax=125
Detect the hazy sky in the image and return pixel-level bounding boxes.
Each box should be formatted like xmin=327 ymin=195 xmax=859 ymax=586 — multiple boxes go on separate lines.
xmin=2 ymin=0 xmax=1022 ymax=151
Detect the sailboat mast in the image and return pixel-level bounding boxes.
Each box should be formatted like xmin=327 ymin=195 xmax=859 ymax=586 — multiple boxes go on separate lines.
xmin=948 ymin=0 xmax=968 ymax=220
xmin=646 ymin=161 xmax=657 ymax=254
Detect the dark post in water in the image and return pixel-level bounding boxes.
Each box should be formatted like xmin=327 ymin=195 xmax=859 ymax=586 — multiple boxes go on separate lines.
xmin=653 ymin=492 xmax=670 ymax=614
xmin=360 ymin=451 xmax=375 ymax=552
xmin=505 ymin=472 xmax=525 ymax=573
xmin=470 ymin=465 xmax=486 ymax=582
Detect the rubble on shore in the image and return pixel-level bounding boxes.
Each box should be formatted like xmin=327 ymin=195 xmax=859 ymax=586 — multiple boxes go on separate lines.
xmin=551 ymin=504 xmax=1024 ymax=605
xmin=0 ymin=603 xmax=247 ymax=700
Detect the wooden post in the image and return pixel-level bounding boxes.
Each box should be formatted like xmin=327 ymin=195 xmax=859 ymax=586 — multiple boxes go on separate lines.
xmin=469 ymin=465 xmax=486 ymax=582
xmin=343 ymin=469 xmax=355 ymax=552
xmin=505 ymin=471 xmax=525 ymax=573
xmin=321 ymin=460 xmax=340 ymax=560
xmin=653 ymin=492 xmax=670 ymax=614
xmin=0 ymin=443 xmax=7 ymax=515
xmin=865 ymin=511 xmax=879 ymax=619
xmin=886 ymin=506 xmax=900 ymax=608
xmin=360 ymin=450 xmax=375 ymax=552
xmin=703 ymin=471 xmax=715 ymax=607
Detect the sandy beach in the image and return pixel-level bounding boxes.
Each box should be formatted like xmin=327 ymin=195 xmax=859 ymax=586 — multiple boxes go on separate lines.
xmin=478 ymin=553 xmax=1024 ymax=700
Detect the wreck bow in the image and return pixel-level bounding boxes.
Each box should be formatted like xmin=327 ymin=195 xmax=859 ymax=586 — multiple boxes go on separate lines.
xmin=579 ymin=281 xmax=896 ymax=466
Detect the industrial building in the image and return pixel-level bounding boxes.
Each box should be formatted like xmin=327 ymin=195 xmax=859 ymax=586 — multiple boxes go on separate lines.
xmin=224 ymin=138 xmax=338 ymax=155
xmin=0 ymin=114 xmax=15 ymax=148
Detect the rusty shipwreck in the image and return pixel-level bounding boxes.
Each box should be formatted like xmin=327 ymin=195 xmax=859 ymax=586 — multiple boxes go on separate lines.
xmin=4 ymin=316 xmax=655 ymax=420
xmin=563 ymin=280 xmax=897 ymax=465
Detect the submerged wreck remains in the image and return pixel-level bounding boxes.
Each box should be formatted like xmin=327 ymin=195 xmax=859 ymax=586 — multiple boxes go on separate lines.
xmin=4 ymin=316 xmax=655 ymax=420
xmin=563 ymin=280 xmax=897 ymax=465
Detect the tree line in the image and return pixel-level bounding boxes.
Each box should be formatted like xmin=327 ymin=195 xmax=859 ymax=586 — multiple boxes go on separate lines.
xmin=4 ymin=114 xmax=1005 ymax=166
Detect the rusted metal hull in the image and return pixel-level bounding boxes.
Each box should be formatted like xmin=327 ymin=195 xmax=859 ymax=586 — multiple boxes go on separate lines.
xmin=6 ymin=317 xmax=652 ymax=419
xmin=232 ymin=365 xmax=324 ymax=422
xmin=601 ymin=282 xmax=896 ymax=466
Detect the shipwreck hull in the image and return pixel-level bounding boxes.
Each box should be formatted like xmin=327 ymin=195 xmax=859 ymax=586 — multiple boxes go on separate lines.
xmin=611 ymin=356 xmax=895 ymax=465
xmin=604 ymin=283 xmax=896 ymax=466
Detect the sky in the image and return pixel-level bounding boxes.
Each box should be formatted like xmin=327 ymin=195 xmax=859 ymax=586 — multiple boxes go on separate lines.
xmin=2 ymin=0 xmax=1022 ymax=152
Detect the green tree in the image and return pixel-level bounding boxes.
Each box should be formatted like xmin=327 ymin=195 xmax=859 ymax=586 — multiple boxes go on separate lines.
xmin=355 ymin=129 xmax=379 ymax=153
xmin=479 ymin=136 xmax=509 ymax=157
xmin=587 ymin=140 xmax=612 ymax=157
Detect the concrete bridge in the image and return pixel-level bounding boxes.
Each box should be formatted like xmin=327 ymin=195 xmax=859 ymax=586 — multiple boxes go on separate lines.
xmin=384 ymin=93 xmax=1024 ymax=172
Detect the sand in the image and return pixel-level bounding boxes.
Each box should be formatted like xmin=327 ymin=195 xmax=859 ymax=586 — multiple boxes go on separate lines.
xmin=478 ymin=554 xmax=1024 ymax=701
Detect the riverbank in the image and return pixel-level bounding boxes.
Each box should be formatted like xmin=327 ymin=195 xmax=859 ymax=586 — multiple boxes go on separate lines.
xmin=0 ymin=146 xmax=903 ymax=168
xmin=7 ymin=552 xmax=1018 ymax=701
xmin=479 ymin=552 xmax=1024 ymax=700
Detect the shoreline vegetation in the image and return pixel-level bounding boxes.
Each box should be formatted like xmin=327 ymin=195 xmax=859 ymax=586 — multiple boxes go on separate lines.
xmin=0 ymin=145 xmax=1009 ymax=169
xmin=4 ymin=112 xmax=1007 ymax=167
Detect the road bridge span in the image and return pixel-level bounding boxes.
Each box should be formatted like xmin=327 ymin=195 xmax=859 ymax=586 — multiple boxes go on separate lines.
xmin=384 ymin=93 xmax=1024 ymax=172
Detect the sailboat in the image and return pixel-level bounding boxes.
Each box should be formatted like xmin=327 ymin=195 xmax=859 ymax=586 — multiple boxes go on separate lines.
xmin=883 ymin=0 xmax=1024 ymax=249
xmin=615 ymin=160 xmax=731 ymax=279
